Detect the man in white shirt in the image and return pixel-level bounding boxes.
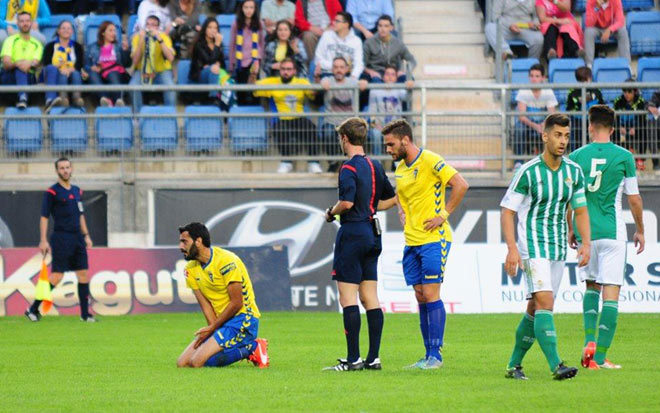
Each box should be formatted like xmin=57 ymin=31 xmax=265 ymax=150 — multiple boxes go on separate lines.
xmin=314 ymin=11 xmax=363 ymax=79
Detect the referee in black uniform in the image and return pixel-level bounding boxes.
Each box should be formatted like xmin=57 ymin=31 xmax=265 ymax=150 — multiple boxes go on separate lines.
xmin=25 ymin=157 xmax=96 ymax=322
xmin=323 ymin=117 xmax=397 ymax=371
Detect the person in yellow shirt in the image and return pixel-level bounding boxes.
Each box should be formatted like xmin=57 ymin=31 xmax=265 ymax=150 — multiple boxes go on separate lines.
xmin=382 ymin=119 xmax=469 ymax=369
xmin=129 ymin=14 xmax=176 ymax=110
xmin=176 ymin=222 xmax=269 ymax=368
xmin=254 ymin=57 xmax=322 ymax=174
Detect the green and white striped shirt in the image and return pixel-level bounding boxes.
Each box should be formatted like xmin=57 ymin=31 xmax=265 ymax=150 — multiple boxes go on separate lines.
xmin=501 ymin=155 xmax=587 ymax=260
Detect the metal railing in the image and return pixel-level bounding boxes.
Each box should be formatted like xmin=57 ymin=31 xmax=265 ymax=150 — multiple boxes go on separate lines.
xmin=0 ymin=81 xmax=659 ymax=177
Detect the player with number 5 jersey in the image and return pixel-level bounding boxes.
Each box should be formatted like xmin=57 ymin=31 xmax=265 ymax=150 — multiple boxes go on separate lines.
xmin=568 ymin=105 xmax=645 ymax=371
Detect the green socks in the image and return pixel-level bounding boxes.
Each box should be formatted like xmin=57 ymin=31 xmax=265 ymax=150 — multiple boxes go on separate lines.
xmin=594 ymin=300 xmax=619 ymax=365
xmin=534 ymin=310 xmax=561 ymax=371
xmin=508 ymin=313 xmax=535 ymax=369
xmin=583 ymin=288 xmax=601 ymax=344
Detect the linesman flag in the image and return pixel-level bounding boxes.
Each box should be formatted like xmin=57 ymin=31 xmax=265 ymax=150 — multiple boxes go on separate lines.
xmin=34 ymin=260 xmax=53 ymax=314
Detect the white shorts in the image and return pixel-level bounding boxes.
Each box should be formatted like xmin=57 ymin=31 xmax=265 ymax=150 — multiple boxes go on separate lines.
xmin=522 ymin=258 xmax=565 ymax=299
xmin=578 ymin=239 xmax=627 ymax=286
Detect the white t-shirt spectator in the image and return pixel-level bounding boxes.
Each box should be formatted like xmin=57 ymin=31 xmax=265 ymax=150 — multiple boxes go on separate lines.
xmin=369 ymin=88 xmax=407 ymax=129
xmin=516 ymin=88 xmax=558 ymax=123
xmin=315 ymin=30 xmax=364 ymax=78
xmin=136 ymin=0 xmax=172 ymax=32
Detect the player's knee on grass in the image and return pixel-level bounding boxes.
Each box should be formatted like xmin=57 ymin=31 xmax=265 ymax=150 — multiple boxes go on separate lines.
xmin=189 ymin=352 xmax=208 ymax=368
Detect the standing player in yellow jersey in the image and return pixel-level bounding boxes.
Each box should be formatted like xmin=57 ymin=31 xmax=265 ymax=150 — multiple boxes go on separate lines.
xmin=176 ymin=222 xmax=269 ymax=368
xmin=382 ymin=119 xmax=470 ymax=369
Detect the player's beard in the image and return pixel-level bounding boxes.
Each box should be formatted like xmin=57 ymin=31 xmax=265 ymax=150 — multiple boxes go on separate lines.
xmin=182 ymin=243 xmax=199 ymax=261
xmin=394 ymin=146 xmax=406 ymax=161
xmin=57 ymin=171 xmax=71 ymax=182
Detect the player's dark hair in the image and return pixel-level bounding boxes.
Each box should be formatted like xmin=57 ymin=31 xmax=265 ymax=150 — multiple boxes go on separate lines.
xmin=529 ymin=63 xmax=545 ymax=77
xmin=543 ymin=113 xmax=570 ymax=132
xmin=146 ymin=14 xmax=160 ymax=25
xmin=575 ymin=66 xmax=592 ymax=82
xmin=54 ymin=157 xmax=70 ymax=169
xmin=332 ymin=56 xmax=348 ymax=66
xmin=336 ymin=11 xmax=353 ymax=28
xmin=336 ymin=117 xmax=368 ymax=146
xmin=17 ymin=11 xmax=31 ymax=19
xmin=178 ymin=222 xmax=211 ymax=247
xmin=377 ymin=15 xmax=393 ymax=26
xmin=381 ymin=119 xmax=413 ymax=142
xmin=589 ymin=104 xmax=615 ymax=129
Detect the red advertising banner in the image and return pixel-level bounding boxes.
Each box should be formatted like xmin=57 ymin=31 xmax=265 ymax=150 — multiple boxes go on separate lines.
xmin=0 ymin=247 xmax=291 ymax=316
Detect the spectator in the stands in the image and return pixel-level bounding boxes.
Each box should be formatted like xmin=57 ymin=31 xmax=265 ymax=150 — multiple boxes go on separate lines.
xmin=614 ymin=80 xmax=648 ymax=170
xmin=513 ymin=63 xmax=557 ymax=166
xmin=85 ymin=21 xmax=131 ymax=107
xmin=136 ymin=0 xmax=172 ymax=33
xmin=261 ymin=0 xmax=296 ymax=36
xmin=314 ymin=11 xmax=362 ymax=79
xmin=485 ymin=0 xmax=543 ymax=60
xmin=0 ymin=12 xmax=42 ymax=108
xmin=263 ymin=19 xmax=307 ymax=78
xmin=253 ymin=57 xmax=322 ymax=174
xmin=565 ymin=66 xmax=604 ymax=149
xmin=318 ymin=56 xmax=357 ymax=171
xmin=229 ymin=0 xmax=264 ymax=105
xmin=367 ymin=65 xmax=411 ymax=156
xmin=189 ymin=17 xmax=226 ymax=101
xmin=584 ymin=0 xmax=630 ymax=68
xmin=0 ymin=0 xmax=49 ymax=45
xmin=72 ymin=0 xmax=130 ymax=18
xmin=362 ymin=15 xmax=415 ymax=84
xmin=42 ymin=20 xmax=84 ymax=112
xmin=346 ymin=0 xmax=393 ymax=40
xmin=168 ymin=0 xmax=202 ymax=59
xmin=130 ymin=14 xmax=176 ymax=110
xmin=646 ymin=89 xmax=660 ymax=171
xmin=535 ymin=0 xmax=583 ymax=59
xmin=295 ymin=0 xmax=343 ymax=63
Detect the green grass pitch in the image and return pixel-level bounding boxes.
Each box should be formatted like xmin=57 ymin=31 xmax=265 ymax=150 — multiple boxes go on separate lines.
xmin=1 ymin=312 xmax=659 ymax=411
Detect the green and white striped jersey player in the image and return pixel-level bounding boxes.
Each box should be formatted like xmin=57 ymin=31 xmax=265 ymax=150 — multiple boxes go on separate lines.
xmin=501 ymin=153 xmax=588 ymax=296
xmin=566 ymin=105 xmax=645 ymax=371
xmin=500 ymin=114 xmax=590 ymax=381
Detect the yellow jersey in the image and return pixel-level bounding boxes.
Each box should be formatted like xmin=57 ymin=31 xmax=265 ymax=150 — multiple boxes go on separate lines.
xmin=185 ymin=247 xmax=261 ymax=319
xmin=395 ymin=149 xmax=458 ymax=246
xmin=253 ymin=76 xmax=314 ymax=120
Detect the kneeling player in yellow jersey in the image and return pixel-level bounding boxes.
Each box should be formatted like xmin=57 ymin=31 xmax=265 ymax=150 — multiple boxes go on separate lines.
xmin=176 ymin=222 xmax=269 ymax=368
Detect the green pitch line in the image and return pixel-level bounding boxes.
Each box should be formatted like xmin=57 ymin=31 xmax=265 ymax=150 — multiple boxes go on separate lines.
xmin=1 ymin=312 xmax=658 ymax=411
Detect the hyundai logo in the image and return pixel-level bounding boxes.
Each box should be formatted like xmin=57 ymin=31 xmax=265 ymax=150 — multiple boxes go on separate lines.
xmin=206 ymin=201 xmax=340 ymax=277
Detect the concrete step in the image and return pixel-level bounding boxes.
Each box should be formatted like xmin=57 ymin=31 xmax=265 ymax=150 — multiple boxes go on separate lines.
xmin=412 ymin=89 xmax=500 ymax=111
xmin=399 ymin=14 xmax=482 ymax=33
xmin=396 ymin=0 xmax=478 ymax=19
xmin=409 ymin=44 xmax=493 ymax=79
xmin=404 ymin=32 xmax=485 ymax=46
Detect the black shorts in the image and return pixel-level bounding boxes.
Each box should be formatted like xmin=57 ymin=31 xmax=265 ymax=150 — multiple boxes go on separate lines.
xmin=332 ymin=222 xmax=382 ymax=285
xmin=50 ymin=231 xmax=88 ymax=273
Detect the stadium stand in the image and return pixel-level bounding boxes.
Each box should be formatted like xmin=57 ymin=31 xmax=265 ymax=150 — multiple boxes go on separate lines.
xmin=227 ymin=105 xmax=268 ymax=152
xmin=638 ymin=57 xmax=660 ymax=100
xmin=593 ymin=57 xmax=632 ymax=102
xmin=627 ymin=11 xmax=660 ymax=56
xmin=549 ymin=58 xmax=585 ymax=104
xmin=4 ymin=107 xmax=42 ymax=153
xmin=49 ymin=107 xmax=88 ymax=153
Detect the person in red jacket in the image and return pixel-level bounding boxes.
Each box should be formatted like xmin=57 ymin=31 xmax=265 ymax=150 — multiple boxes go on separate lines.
xmin=295 ymin=0 xmax=342 ymax=63
xmin=584 ymin=0 xmax=630 ymax=68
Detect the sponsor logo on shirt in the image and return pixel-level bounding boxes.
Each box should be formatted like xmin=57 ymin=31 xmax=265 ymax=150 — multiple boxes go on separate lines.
xmin=220 ymin=262 xmax=236 ymax=276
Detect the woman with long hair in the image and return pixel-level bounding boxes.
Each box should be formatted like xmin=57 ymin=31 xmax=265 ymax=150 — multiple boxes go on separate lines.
xmin=42 ymin=20 xmax=84 ymax=112
xmin=84 ymin=21 xmax=131 ymax=107
xmin=263 ymin=19 xmax=307 ymax=78
xmin=229 ymin=0 xmax=264 ymax=104
xmin=189 ymin=17 xmax=226 ymax=98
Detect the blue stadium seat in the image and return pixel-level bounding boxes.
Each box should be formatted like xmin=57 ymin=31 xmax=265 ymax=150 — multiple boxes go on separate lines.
xmin=49 ymin=107 xmax=88 ymax=153
xmin=84 ymin=14 xmax=122 ymax=46
xmin=4 ymin=107 xmax=42 ymax=153
xmin=593 ymin=57 xmax=632 ymax=102
xmin=184 ymin=106 xmax=223 ymax=151
xmin=638 ymin=57 xmax=660 ymax=101
xmin=548 ymin=58 xmax=584 ymax=104
xmin=575 ymin=0 xmax=586 ymax=13
xmin=627 ymin=11 xmax=660 ymax=56
xmin=41 ymin=15 xmax=76 ymax=43
xmin=622 ymin=0 xmax=655 ymax=11
xmin=217 ymin=14 xmax=235 ymax=65
xmin=177 ymin=60 xmax=191 ymax=85
xmin=140 ymin=106 xmax=178 ymax=151
xmin=228 ymin=106 xmax=267 ymax=152
xmin=127 ymin=14 xmax=138 ymax=40
xmin=508 ymin=58 xmax=539 ymax=103
xmin=96 ymin=107 xmax=133 ymax=152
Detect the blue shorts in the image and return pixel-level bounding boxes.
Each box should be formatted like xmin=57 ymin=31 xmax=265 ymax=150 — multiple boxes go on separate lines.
xmin=332 ymin=222 xmax=382 ymax=285
xmin=50 ymin=231 xmax=88 ymax=273
xmin=402 ymin=241 xmax=452 ymax=286
xmin=213 ymin=312 xmax=259 ymax=350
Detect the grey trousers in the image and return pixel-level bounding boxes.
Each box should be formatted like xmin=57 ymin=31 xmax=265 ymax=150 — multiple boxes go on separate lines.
xmin=485 ymin=22 xmax=543 ymax=59
xmin=584 ymin=26 xmax=631 ymax=67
